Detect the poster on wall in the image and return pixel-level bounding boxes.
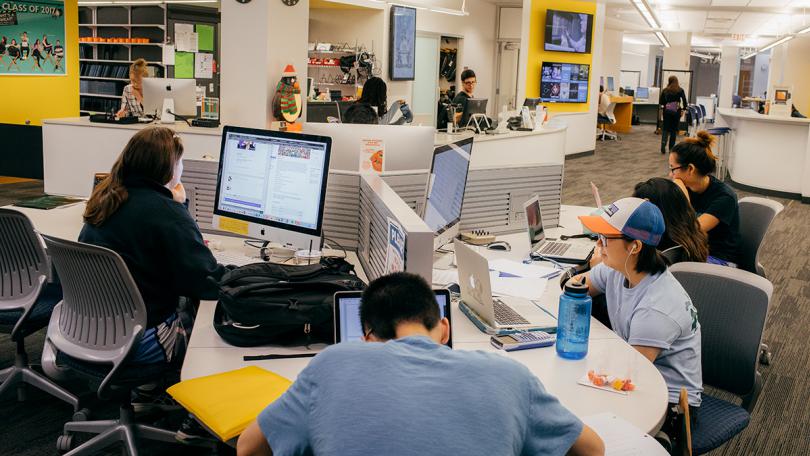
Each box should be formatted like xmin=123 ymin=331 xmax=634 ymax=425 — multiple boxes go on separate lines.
xmin=0 ymin=0 xmax=66 ymax=76
xmin=389 ymin=5 xmax=415 ymax=81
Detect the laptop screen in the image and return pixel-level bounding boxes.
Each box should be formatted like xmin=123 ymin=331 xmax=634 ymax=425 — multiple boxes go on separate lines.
xmin=334 ymin=291 xmax=452 ymax=347
xmin=524 ymin=196 xmax=545 ymax=248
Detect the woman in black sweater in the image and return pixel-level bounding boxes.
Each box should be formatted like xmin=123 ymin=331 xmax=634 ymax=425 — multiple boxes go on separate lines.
xmin=80 ymin=127 xmax=227 ymax=366
xmin=659 ymin=76 xmax=688 ymax=154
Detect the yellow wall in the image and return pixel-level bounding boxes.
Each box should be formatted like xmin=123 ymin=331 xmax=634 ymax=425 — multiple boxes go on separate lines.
xmin=0 ymin=1 xmax=79 ymax=126
xmin=525 ymin=0 xmax=596 ymax=113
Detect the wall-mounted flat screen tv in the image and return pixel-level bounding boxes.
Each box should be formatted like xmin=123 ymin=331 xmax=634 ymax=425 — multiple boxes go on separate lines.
xmin=544 ymin=9 xmax=593 ymax=54
xmin=540 ymin=62 xmax=590 ymax=103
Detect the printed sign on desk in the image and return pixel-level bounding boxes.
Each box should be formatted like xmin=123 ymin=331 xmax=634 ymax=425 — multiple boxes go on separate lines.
xmin=384 ymin=217 xmax=406 ymax=274
xmin=0 ymin=1 xmax=66 ymax=76
xmin=359 ymin=138 xmax=384 ymax=174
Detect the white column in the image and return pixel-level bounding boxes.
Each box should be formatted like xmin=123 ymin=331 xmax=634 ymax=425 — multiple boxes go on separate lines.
xmin=602 ymin=28 xmax=623 ymax=89
xmin=718 ymin=46 xmax=739 ymax=108
xmin=662 ymin=32 xmax=691 ymax=71
xmin=220 ymin=0 xmax=310 ymax=128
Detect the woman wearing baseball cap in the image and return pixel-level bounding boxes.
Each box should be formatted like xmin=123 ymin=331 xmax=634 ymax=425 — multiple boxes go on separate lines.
xmin=573 ymin=197 xmax=703 ymax=437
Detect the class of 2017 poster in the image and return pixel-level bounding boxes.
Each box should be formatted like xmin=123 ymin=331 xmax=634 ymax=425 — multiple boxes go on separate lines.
xmin=0 ymin=0 xmax=66 ymax=76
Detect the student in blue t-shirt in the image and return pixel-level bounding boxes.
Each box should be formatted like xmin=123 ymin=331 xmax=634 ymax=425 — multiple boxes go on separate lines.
xmin=238 ymin=272 xmax=605 ymax=456
xmin=575 ymin=197 xmax=702 ymax=438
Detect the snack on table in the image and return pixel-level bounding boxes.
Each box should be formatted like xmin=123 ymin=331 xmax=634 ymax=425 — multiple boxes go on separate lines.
xmin=587 ymin=370 xmax=635 ymax=391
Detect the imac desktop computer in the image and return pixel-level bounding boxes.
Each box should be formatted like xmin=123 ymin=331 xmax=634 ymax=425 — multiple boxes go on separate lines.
xmin=213 ymin=126 xmax=332 ymax=252
xmin=142 ymin=78 xmax=197 ymax=123
xmin=635 ymin=87 xmax=649 ymax=101
xmin=422 ymin=136 xmax=474 ymax=251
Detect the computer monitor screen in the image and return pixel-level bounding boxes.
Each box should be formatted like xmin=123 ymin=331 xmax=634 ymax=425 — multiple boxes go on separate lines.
xmin=636 ymin=87 xmax=649 ymax=99
xmin=774 ymin=89 xmax=789 ymax=104
xmin=523 ymin=97 xmax=542 ymax=109
xmin=606 ymin=76 xmax=615 ymax=92
xmin=142 ymin=78 xmax=197 ymax=117
xmin=544 ymin=9 xmax=593 ymax=54
xmin=423 ymin=137 xmax=473 ymax=247
xmin=214 ymin=126 xmax=332 ymax=241
xmin=306 ymin=102 xmax=340 ymax=123
xmin=523 ymin=195 xmax=546 ymax=249
xmin=334 ymin=290 xmax=451 ymax=346
xmin=624 ymin=88 xmax=635 ymax=97
xmin=540 ymin=62 xmax=590 ymax=103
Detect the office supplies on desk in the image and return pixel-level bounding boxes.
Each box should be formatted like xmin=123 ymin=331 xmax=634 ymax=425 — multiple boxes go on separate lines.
xmin=166 ymin=366 xmax=292 ymax=441
xmin=491 ymin=332 xmax=555 ymax=351
xmin=13 ymin=195 xmax=84 ymax=210
xmin=243 ymin=353 xmax=318 ymax=361
xmin=582 ymin=413 xmax=668 ymax=455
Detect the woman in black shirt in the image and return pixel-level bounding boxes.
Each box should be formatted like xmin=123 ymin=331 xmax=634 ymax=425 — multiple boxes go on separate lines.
xmin=659 ymin=76 xmax=688 ymax=154
xmin=668 ymin=131 xmax=741 ymax=266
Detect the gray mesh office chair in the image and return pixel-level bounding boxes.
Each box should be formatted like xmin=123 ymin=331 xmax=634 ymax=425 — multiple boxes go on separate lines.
xmin=0 ymin=209 xmax=79 ymax=410
xmin=737 ymin=196 xmax=784 ymax=277
xmin=670 ymin=262 xmax=772 ymax=455
xmin=42 ymin=235 xmax=179 ymax=456
xmin=738 ymin=196 xmax=783 ymax=365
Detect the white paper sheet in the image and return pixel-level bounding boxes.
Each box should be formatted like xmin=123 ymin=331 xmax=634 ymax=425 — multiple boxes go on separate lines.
xmin=489 ymin=259 xmax=559 ymax=279
xmin=176 ymin=31 xmax=198 ymax=52
xmin=433 ymin=269 xmax=459 ymax=286
xmin=175 ymin=23 xmax=194 ymax=34
xmin=194 ymin=52 xmax=214 ymax=79
xmin=490 ymin=275 xmax=547 ymax=301
xmin=162 ymin=44 xmax=175 ymax=65
xmin=582 ymin=413 xmax=669 ymax=456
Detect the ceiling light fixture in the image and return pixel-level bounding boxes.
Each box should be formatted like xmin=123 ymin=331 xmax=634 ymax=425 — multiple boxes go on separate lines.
xmin=655 ymin=31 xmax=670 ymax=48
xmin=630 ymin=0 xmax=661 ymax=29
xmin=690 ymin=51 xmax=714 ymax=59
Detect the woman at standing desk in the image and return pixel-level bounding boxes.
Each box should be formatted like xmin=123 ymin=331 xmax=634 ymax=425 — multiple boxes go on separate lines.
xmin=116 ymin=58 xmax=149 ymax=118
xmin=659 ymin=76 xmax=688 ymax=154
xmin=80 ymin=127 xmax=227 ymax=372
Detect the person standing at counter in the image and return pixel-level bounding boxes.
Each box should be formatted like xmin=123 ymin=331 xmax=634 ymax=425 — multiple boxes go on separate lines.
xmin=453 ymin=69 xmax=477 ymax=127
xmin=668 ymin=131 xmax=741 ymax=267
xmin=116 ymin=58 xmax=149 ymax=118
xmin=356 ymin=77 xmax=413 ymax=125
xmin=659 ymin=76 xmax=688 ymax=155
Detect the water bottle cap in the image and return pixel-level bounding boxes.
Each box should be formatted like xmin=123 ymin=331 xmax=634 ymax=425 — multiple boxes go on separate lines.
xmin=564 ymin=280 xmax=589 ymax=295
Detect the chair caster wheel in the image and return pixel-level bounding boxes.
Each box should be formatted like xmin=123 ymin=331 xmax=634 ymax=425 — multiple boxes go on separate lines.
xmin=72 ymin=408 xmax=91 ymax=421
xmin=760 ymin=349 xmax=771 ymax=366
xmin=57 ymin=434 xmax=74 ymax=453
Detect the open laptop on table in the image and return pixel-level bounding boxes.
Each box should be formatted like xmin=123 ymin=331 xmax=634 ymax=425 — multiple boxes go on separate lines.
xmin=333 ymin=290 xmax=452 ymax=347
xmin=524 ymin=195 xmax=593 ymax=263
xmin=454 ymin=240 xmax=556 ymax=332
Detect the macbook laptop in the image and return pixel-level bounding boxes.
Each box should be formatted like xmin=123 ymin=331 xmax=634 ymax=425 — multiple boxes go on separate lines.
xmin=454 ymin=240 xmax=556 ymax=330
xmin=524 ymin=195 xmax=593 ymax=263
xmin=333 ymin=290 xmax=452 ymax=347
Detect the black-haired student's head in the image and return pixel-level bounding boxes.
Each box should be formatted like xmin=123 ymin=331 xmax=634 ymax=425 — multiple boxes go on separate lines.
xmin=360 ymin=272 xmax=449 ymax=344
xmin=669 ymin=130 xmax=717 ymax=181
xmin=343 ymin=103 xmax=379 ymax=125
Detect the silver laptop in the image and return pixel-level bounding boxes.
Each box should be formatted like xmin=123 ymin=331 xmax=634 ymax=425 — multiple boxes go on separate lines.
xmin=454 ymin=240 xmax=556 ymax=330
xmin=524 ymin=195 xmax=593 ymax=263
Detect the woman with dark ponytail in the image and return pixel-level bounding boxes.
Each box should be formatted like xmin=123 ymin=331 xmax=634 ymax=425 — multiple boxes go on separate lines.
xmin=668 ymin=130 xmax=741 ymax=267
xmin=80 ymin=127 xmax=227 ymax=368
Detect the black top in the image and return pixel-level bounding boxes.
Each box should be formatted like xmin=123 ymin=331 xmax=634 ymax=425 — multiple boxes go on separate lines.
xmin=79 ymin=176 xmax=227 ymax=328
xmin=659 ymin=88 xmax=688 ymax=131
xmin=452 ymin=91 xmax=472 ymax=127
xmin=687 ymin=175 xmax=741 ymax=263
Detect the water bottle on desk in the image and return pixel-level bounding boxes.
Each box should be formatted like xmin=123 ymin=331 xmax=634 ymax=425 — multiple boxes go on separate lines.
xmin=556 ymin=280 xmax=592 ymax=360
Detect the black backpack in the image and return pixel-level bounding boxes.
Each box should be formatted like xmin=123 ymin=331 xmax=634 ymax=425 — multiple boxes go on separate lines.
xmin=211 ymin=257 xmax=366 ymax=347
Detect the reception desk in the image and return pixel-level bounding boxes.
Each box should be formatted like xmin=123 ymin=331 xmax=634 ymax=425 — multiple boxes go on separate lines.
xmin=610 ymin=95 xmax=634 ymax=133
xmin=717 ymin=108 xmax=810 ymax=202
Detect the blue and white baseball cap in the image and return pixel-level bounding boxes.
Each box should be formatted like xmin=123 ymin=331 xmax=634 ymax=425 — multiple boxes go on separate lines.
xmin=578 ymin=197 xmax=665 ymax=246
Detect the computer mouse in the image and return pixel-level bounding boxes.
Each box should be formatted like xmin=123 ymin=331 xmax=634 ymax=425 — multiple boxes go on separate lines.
xmin=487 ymin=242 xmax=510 ymax=251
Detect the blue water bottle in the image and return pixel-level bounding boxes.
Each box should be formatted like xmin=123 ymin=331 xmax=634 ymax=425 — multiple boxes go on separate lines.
xmin=556 ymin=280 xmax=592 ymax=360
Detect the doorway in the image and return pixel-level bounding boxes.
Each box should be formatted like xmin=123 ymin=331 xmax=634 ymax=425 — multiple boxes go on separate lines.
xmin=412 ymin=34 xmax=441 ymax=126
xmin=495 ymin=41 xmax=520 ymax=111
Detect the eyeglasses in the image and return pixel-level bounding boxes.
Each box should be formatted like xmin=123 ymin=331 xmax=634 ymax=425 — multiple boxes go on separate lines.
xmin=669 ymin=165 xmax=685 ymax=174
xmin=597 ymin=234 xmax=624 ymax=247
xmin=463 ymin=80 xmax=477 ymax=86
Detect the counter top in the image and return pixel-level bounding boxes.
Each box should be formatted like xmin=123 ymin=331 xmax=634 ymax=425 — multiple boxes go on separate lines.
xmin=43 ymin=117 xmax=224 ymax=135
xmin=717 ymin=108 xmax=810 ymax=125
xmin=434 ymin=123 xmax=566 ymax=146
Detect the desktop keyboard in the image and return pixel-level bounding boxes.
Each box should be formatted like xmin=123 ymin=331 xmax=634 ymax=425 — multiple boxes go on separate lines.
xmin=537 ymin=241 xmax=571 ymax=257
xmin=493 ymin=299 xmax=531 ymax=326
xmin=212 ymin=251 xmax=260 ymax=267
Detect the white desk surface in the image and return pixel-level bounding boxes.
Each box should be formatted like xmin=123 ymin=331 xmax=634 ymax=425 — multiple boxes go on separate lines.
xmin=717 ymin=107 xmax=810 ymax=125
xmin=8 ymin=202 xmax=667 ymax=434
xmin=43 ymin=117 xmax=224 ymax=136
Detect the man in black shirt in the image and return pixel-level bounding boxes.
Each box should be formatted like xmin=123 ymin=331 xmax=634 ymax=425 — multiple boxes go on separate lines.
xmin=453 ymin=69 xmax=476 ymax=128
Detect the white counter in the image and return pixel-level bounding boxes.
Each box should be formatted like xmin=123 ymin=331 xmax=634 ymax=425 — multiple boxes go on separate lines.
xmin=42 ymin=117 xmax=223 ymax=198
xmin=435 ymin=123 xmax=567 ymax=169
xmin=717 ymin=108 xmax=810 ymax=201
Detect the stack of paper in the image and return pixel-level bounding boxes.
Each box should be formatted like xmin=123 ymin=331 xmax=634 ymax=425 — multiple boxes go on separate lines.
xmin=167 ymin=366 xmax=292 ymax=441
xmin=489 ymin=259 xmax=559 ymax=279
xmin=582 ymin=413 xmax=669 ymax=455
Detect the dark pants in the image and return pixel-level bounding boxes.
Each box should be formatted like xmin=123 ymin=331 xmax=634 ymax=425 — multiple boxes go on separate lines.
xmin=661 ymin=128 xmax=677 ymax=153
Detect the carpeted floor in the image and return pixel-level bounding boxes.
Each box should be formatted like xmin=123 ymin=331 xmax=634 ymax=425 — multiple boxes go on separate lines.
xmin=1 ymin=125 xmax=809 ymax=455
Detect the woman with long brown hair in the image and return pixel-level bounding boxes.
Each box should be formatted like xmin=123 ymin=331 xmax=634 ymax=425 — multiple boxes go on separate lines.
xmin=116 ymin=58 xmax=148 ymax=118
xmin=80 ymin=126 xmax=226 ymax=371
xmin=633 ymin=177 xmax=708 ymax=263
xmin=659 ymin=75 xmax=688 ymax=155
